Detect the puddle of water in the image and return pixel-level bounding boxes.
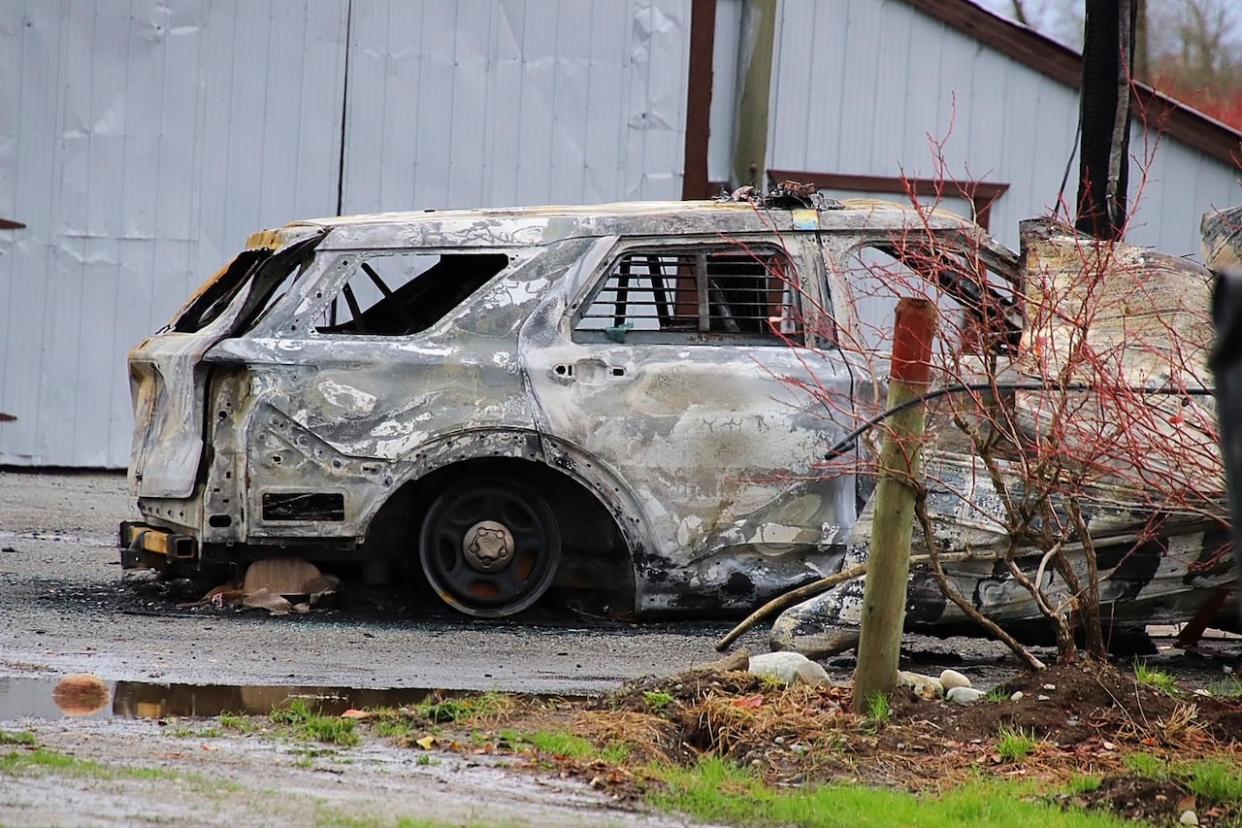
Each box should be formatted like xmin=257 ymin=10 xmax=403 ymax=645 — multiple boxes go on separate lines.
xmin=0 ymin=675 xmax=460 ymax=721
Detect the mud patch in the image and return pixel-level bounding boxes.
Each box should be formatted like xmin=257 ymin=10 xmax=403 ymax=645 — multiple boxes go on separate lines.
xmin=888 ymin=661 xmax=1242 ymax=745
xmin=1074 ymin=774 xmax=1192 ymax=823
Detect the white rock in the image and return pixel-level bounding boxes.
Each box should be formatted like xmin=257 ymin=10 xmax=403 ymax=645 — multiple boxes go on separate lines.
xmin=1010 ymin=691 xmax=1024 ymax=702
xmin=1037 ymin=694 xmax=1050 ymax=701
xmin=897 ymin=671 xmax=945 ymax=699
xmin=1102 ymin=741 xmax=1116 ymax=751
xmin=1043 ymin=683 xmax=1056 ymax=691
xmin=747 ymin=652 xmax=830 ymax=687
xmin=939 ymin=670 xmax=971 ymax=691
xmin=1180 ymin=810 xmax=1199 ymax=826
xmin=946 ymin=687 xmax=986 ymax=705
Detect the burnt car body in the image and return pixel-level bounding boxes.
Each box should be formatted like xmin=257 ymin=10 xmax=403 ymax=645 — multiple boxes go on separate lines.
xmin=121 ymin=198 xmax=1232 ymax=635
xmin=121 ymin=198 xmax=1025 ymax=618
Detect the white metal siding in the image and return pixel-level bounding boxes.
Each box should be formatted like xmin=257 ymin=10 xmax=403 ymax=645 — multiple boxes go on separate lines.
xmin=766 ymin=0 xmax=1239 ymax=254
xmin=1 ymin=0 xmax=1237 ymax=469
xmin=340 ymin=0 xmax=691 ymax=213
xmin=0 ymin=0 xmax=690 ymax=467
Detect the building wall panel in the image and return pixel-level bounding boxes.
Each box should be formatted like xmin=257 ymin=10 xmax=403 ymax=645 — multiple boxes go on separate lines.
xmin=1 ymin=0 xmax=1236 ymax=468
xmin=340 ymin=0 xmax=691 ymax=215
xmin=0 ymin=0 xmax=349 ymax=467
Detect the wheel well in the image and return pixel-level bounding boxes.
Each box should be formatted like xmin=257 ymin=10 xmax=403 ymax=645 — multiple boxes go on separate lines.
xmin=364 ymin=457 xmax=636 ymax=615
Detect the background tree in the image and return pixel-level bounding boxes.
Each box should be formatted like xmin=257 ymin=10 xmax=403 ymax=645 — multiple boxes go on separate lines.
xmin=982 ymin=0 xmax=1242 ymax=129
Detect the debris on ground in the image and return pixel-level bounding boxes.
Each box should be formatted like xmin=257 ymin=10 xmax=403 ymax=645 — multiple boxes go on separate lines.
xmin=897 ymin=670 xmax=944 ymax=699
xmin=182 ymin=558 xmax=340 ymax=616
xmin=946 ymin=686 xmax=985 ymax=704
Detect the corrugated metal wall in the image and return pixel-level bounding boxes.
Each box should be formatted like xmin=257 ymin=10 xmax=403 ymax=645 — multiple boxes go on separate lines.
xmin=764 ymin=0 xmax=1239 ymax=255
xmin=1 ymin=0 xmax=1236 ymax=468
xmin=0 ymin=0 xmax=690 ymax=467
xmin=341 ymin=0 xmax=690 ymax=211
xmin=0 ymin=0 xmax=350 ymax=467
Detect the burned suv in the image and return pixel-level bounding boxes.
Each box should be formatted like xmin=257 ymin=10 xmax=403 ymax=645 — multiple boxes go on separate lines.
xmin=123 ymin=198 xmax=1006 ymax=617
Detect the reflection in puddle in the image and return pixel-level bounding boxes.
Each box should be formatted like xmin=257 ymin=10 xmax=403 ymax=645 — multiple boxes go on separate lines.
xmin=0 ymin=675 xmax=453 ymax=721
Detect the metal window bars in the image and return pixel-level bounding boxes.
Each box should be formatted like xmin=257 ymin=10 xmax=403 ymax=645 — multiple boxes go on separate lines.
xmin=578 ymin=248 xmax=801 ymax=340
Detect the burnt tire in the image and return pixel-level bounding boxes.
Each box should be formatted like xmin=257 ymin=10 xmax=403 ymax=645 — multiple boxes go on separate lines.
xmin=418 ymin=477 xmax=561 ymax=618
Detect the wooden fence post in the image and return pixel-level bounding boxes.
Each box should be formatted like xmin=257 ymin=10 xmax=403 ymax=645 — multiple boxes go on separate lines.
xmin=852 ymin=298 xmax=937 ymax=713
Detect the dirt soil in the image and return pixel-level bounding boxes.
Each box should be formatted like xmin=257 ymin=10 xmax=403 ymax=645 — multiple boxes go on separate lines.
xmin=902 ymin=661 xmax=1242 ymax=746
xmin=479 ymin=663 xmax=1242 ymax=824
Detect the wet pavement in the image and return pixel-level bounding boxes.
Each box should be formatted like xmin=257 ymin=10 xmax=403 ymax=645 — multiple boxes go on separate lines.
xmin=0 ymin=470 xmax=777 ymax=694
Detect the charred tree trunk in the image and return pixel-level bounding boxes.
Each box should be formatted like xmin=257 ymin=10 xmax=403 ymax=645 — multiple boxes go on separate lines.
xmin=1076 ymin=0 xmax=1136 ymax=240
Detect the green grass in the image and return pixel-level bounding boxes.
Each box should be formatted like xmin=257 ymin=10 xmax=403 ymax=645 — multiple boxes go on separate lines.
xmin=219 ymin=713 xmax=260 ymax=734
xmin=168 ymin=725 xmax=223 ymax=739
xmin=1119 ymin=754 xmax=1242 ymax=804
xmin=864 ymin=692 xmax=891 ymax=726
xmin=984 ymin=687 xmax=1011 ymax=703
xmin=1133 ymin=661 xmax=1178 ymax=694
xmin=503 ymin=729 xmax=630 ymax=764
xmin=649 ymin=758 xmax=1124 ymax=827
xmin=1122 ymin=752 xmax=1165 ymax=778
xmin=1182 ymin=759 xmax=1242 ymax=803
xmin=0 ymin=747 xmax=188 ymax=784
xmin=315 ymin=811 xmax=489 ymax=828
xmin=997 ymin=725 xmax=1038 ymax=763
xmin=375 ymin=719 xmax=415 ymax=740
xmin=0 ymin=730 xmax=36 ymax=746
xmin=270 ymin=699 xmax=361 ymax=747
xmin=413 ymin=692 xmax=511 ymax=724
xmin=644 ymin=690 xmax=675 ymax=712
xmin=758 ymin=674 xmax=787 ymax=691
xmin=1065 ymin=774 xmax=1103 ymax=795
xmin=1209 ymin=677 xmax=1242 ymax=699
xmin=0 ymin=748 xmax=95 ymax=775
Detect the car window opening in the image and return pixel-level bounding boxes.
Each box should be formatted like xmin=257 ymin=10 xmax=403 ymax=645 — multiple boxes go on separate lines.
xmin=577 ymin=246 xmax=801 ymax=344
xmin=317 ymin=252 xmax=510 ymax=336
xmin=846 ymin=243 xmax=1018 ymax=357
xmin=172 ymin=250 xmax=269 ymax=333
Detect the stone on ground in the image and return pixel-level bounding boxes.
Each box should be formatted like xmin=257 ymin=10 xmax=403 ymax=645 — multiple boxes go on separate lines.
xmin=946 ymin=686 xmax=986 ymax=705
xmin=897 ymin=670 xmax=944 ymax=699
xmin=939 ymin=669 xmax=971 ymax=691
xmin=748 ymin=652 xmax=830 ymax=686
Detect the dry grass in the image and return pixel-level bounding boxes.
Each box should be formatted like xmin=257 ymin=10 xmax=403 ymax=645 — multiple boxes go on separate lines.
xmin=687 ymin=686 xmax=848 ymax=756
xmin=1154 ymin=702 xmax=1208 ymax=742
xmin=572 ymin=710 xmax=680 ymax=764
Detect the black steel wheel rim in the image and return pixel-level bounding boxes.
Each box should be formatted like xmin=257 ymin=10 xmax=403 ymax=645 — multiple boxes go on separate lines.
xmin=420 ymin=480 xmax=559 ymax=617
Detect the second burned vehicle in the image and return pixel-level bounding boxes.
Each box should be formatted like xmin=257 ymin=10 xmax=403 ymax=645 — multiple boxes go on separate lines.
xmin=119 ymin=194 xmax=1234 ymax=640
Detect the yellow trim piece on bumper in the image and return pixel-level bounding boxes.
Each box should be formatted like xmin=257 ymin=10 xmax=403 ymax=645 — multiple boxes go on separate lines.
xmin=120 ymin=522 xmax=197 ymax=560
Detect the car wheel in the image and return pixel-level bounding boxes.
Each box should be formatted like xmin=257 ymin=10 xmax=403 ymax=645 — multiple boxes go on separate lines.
xmin=418 ymin=477 xmax=561 ymax=617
